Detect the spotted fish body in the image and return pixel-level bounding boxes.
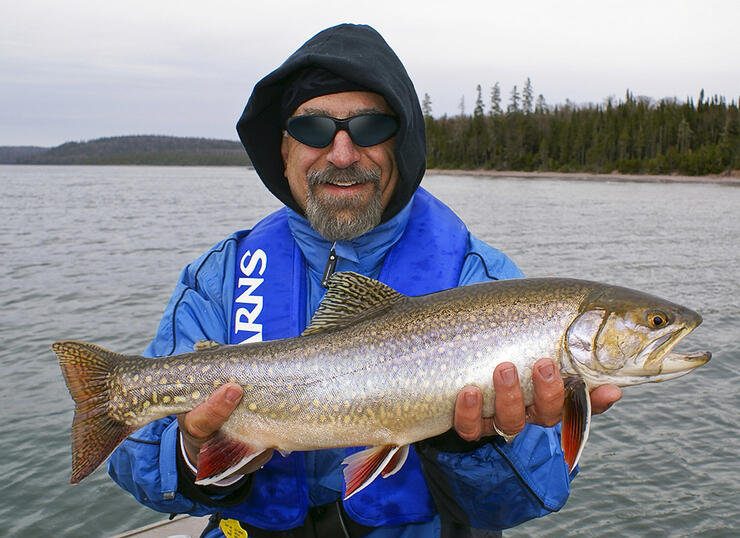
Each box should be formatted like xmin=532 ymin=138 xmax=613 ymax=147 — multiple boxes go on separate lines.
xmin=53 ymin=272 xmax=710 ymax=496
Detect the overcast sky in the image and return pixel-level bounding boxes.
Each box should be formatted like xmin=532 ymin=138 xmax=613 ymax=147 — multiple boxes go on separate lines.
xmin=2 ymin=0 xmax=738 ymax=146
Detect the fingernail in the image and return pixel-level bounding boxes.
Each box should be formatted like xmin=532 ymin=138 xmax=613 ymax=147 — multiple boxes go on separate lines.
xmin=464 ymin=391 xmax=478 ymax=407
xmin=225 ymin=386 xmax=242 ymax=404
xmin=501 ymin=366 xmax=517 ymax=386
xmin=538 ymin=362 xmax=555 ymax=381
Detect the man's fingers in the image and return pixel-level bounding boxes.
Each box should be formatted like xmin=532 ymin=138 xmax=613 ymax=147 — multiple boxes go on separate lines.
xmin=589 ymin=384 xmax=622 ymax=415
xmin=453 ymin=387 xmax=483 ymax=441
xmin=182 ymin=383 xmax=243 ymax=440
xmin=529 ymin=358 xmax=565 ymax=427
xmin=493 ymin=363 xmax=525 ymax=435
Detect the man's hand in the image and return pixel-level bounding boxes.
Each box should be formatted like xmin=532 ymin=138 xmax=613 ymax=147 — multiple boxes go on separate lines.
xmin=177 ymin=383 xmax=273 ymax=476
xmin=453 ymin=359 xmax=623 ymax=442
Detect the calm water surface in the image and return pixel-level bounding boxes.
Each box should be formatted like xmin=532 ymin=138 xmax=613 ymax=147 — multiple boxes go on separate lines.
xmin=0 ymin=166 xmax=737 ymax=537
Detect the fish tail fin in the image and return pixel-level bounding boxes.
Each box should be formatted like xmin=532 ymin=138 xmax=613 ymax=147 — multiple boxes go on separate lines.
xmin=561 ymin=377 xmax=591 ymax=473
xmin=52 ymin=340 xmax=137 ymax=484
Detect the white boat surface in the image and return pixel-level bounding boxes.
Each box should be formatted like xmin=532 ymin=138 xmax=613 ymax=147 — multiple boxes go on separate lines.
xmin=112 ymin=514 xmax=211 ymax=538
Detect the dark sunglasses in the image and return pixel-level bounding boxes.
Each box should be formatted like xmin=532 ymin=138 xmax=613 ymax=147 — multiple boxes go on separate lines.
xmin=285 ymin=114 xmax=399 ymax=148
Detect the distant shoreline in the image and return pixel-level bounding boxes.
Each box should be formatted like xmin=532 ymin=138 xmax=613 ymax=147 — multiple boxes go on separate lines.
xmin=427 ymin=169 xmax=740 ymax=185
xmin=4 ymin=159 xmax=740 ymax=185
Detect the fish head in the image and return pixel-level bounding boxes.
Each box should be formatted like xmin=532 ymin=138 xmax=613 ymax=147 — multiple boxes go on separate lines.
xmin=564 ymin=284 xmax=711 ymax=387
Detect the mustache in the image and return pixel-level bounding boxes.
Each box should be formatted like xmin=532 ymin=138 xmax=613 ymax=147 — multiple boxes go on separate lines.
xmin=307 ymin=164 xmax=381 ymax=187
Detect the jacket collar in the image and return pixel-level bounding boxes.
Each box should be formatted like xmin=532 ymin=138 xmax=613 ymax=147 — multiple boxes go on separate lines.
xmin=286 ymin=194 xmax=415 ymax=280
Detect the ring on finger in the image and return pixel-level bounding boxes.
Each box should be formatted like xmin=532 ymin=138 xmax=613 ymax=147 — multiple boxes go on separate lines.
xmin=493 ymin=421 xmax=518 ymax=443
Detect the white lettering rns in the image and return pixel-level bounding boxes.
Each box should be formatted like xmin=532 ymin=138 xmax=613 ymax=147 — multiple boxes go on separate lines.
xmin=234 ymin=249 xmax=267 ymax=343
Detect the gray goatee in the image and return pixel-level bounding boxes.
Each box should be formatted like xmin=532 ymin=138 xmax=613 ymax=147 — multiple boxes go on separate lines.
xmin=305 ymin=164 xmax=383 ymax=242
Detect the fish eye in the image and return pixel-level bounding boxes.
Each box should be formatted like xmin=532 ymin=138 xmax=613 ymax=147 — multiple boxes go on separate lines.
xmin=648 ymin=312 xmax=669 ymax=328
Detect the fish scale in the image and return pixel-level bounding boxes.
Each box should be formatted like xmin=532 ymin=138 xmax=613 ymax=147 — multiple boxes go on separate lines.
xmin=53 ymin=271 xmax=710 ymax=497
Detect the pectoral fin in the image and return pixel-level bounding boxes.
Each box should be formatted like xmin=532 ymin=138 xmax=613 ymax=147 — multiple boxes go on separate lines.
xmin=562 ymin=377 xmax=591 ymax=473
xmin=381 ymin=444 xmax=409 ymax=478
xmin=194 ymin=432 xmax=268 ymax=485
xmin=342 ymin=444 xmax=408 ymax=499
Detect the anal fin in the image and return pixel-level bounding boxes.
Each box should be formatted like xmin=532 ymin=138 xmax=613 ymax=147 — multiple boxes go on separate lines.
xmin=195 ymin=431 xmax=267 ymax=485
xmin=342 ymin=445 xmax=402 ymax=499
xmin=562 ymin=377 xmax=591 ymax=473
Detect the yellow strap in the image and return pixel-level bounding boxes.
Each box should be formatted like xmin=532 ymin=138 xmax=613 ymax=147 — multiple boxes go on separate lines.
xmin=219 ymin=518 xmax=249 ymax=538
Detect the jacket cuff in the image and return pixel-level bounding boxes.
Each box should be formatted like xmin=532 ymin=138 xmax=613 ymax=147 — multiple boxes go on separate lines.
xmin=415 ymin=428 xmax=502 ymax=453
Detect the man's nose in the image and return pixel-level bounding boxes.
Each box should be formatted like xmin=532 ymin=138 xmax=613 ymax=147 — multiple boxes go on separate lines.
xmin=326 ymin=130 xmax=361 ymax=168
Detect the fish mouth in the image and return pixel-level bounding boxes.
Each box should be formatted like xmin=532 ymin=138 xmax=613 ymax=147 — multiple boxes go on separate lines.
xmin=659 ymin=349 xmax=711 ymax=375
xmin=621 ymin=324 xmax=711 ymax=381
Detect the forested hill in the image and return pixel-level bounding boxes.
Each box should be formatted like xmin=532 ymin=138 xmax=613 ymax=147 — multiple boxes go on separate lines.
xmin=1 ymin=135 xmax=251 ymax=166
xmin=424 ymin=87 xmax=740 ymax=176
xmin=0 ymin=146 xmax=48 ymax=163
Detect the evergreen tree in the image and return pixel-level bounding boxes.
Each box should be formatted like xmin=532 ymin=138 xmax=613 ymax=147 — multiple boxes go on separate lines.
xmin=507 ymin=85 xmax=520 ymax=114
xmin=474 ymin=85 xmax=485 ymax=117
xmin=677 ymin=118 xmax=693 ymax=153
xmin=535 ymin=94 xmax=548 ymax=114
xmin=422 ymin=93 xmax=433 ymax=118
xmin=522 ymin=77 xmax=534 ymax=114
xmin=490 ymin=82 xmax=503 ymax=116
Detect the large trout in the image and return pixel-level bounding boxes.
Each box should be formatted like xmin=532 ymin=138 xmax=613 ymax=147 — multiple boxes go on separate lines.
xmin=53 ymin=272 xmax=710 ymax=498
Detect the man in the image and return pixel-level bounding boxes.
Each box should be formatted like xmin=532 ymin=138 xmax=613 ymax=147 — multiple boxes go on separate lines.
xmin=108 ymin=24 xmax=621 ymax=537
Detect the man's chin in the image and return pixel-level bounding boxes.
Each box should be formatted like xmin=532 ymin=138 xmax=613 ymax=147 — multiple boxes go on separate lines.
xmin=328 ymin=210 xmax=370 ymax=228
xmin=305 ymin=194 xmax=383 ymax=242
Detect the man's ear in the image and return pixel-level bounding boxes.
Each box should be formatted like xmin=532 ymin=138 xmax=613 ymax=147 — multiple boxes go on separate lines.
xmin=280 ymin=132 xmax=289 ymax=167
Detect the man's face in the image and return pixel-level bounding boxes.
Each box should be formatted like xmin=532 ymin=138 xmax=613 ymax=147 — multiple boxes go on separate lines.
xmin=280 ymin=91 xmax=399 ymax=241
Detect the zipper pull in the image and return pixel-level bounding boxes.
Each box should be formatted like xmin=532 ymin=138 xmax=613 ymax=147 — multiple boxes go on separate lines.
xmin=321 ymin=243 xmax=338 ymax=288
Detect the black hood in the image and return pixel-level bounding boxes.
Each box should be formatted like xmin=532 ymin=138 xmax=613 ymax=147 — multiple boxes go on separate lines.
xmin=236 ymin=23 xmax=426 ymax=222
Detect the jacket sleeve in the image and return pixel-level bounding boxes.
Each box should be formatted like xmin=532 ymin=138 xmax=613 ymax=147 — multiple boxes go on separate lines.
xmin=107 ymin=236 xmax=252 ymax=514
xmin=415 ymin=233 xmax=573 ymax=530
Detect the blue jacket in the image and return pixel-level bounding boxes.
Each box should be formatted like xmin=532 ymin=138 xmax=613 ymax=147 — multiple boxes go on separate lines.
xmin=108 ymin=190 xmax=572 ymax=535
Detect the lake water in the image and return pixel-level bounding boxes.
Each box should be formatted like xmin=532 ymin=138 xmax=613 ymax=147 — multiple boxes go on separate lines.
xmin=1 ymin=165 xmax=737 ymax=537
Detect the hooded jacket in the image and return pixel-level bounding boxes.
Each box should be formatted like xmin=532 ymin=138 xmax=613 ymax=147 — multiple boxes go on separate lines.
xmin=236 ymin=23 xmax=425 ymax=223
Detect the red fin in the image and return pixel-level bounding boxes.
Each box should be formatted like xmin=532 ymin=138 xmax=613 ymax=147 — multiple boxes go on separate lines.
xmin=381 ymin=444 xmax=409 ymax=478
xmin=52 ymin=341 xmax=137 ymax=484
xmin=562 ymin=377 xmax=591 ymax=473
xmin=195 ymin=432 xmax=266 ymax=485
xmin=342 ymin=445 xmax=399 ymax=499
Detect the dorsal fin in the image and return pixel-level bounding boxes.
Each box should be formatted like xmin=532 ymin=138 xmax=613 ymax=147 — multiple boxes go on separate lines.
xmin=302 ymin=272 xmax=406 ymax=336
